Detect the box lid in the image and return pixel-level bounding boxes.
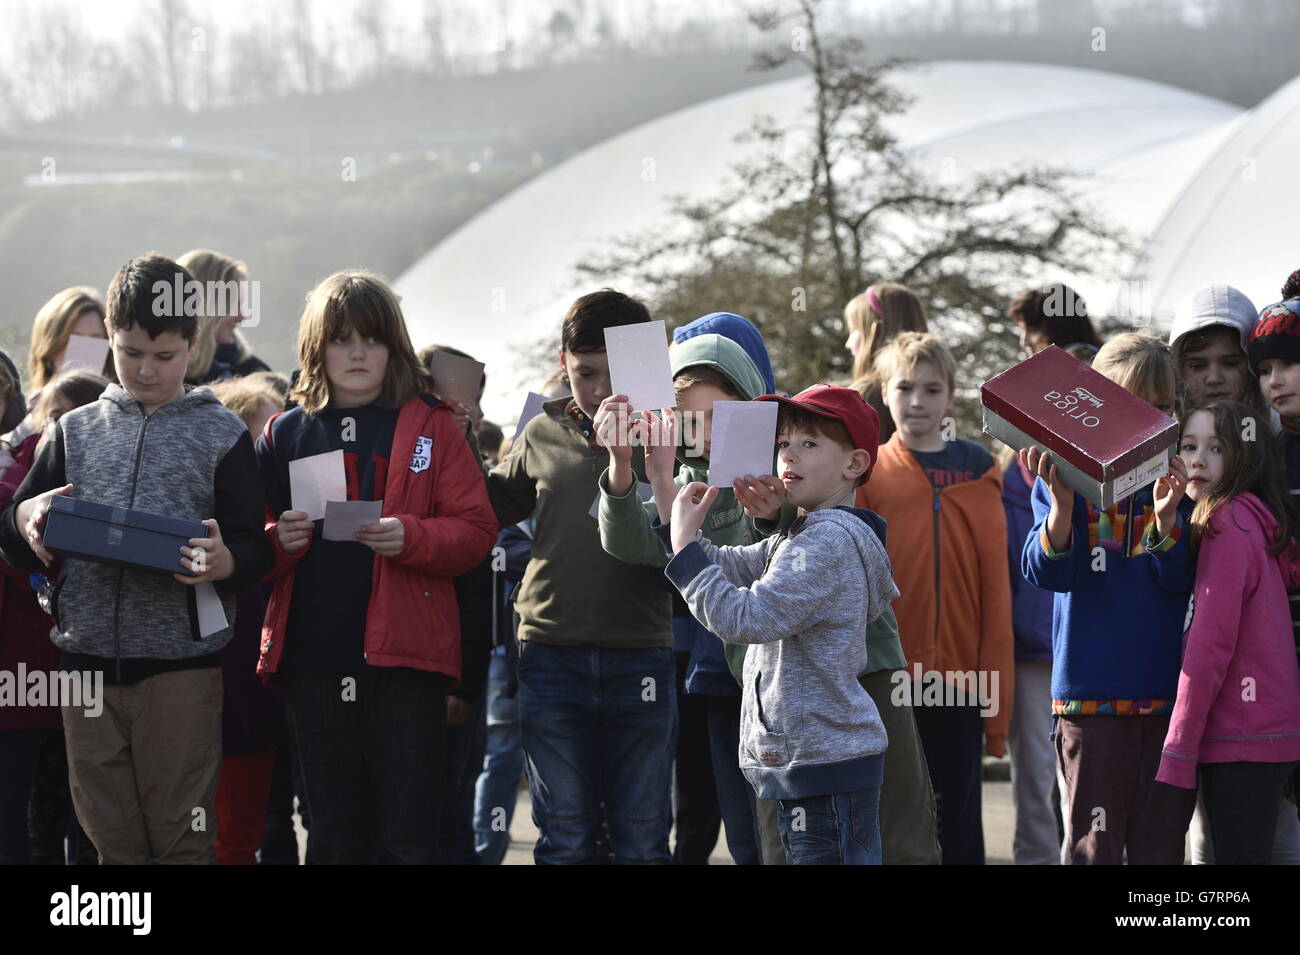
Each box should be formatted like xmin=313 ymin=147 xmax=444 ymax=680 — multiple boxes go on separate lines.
xmin=48 ymin=495 xmax=208 ymax=540
xmin=980 ymin=345 xmax=1178 ymax=481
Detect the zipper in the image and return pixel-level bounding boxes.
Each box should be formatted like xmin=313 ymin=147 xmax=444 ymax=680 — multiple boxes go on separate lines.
xmin=110 ymin=403 xmax=153 ymax=682
xmin=932 ymin=487 xmax=942 ymax=644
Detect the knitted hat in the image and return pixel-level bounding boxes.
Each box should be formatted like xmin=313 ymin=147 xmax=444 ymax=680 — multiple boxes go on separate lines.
xmin=1248 ymin=297 xmax=1300 ymax=374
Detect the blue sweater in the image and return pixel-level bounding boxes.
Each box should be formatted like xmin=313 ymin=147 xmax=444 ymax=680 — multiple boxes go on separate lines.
xmin=1020 ymin=480 xmax=1194 ymax=714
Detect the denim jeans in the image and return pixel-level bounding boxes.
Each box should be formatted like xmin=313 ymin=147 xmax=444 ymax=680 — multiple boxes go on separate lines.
xmin=776 ymin=788 xmax=883 ymax=865
xmin=518 ymin=642 xmax=676 ymax=864
xmin=703 ymin=695 xmax=762 ymax=865
xmin=473 ymin=648 xmax=524 ymax=865
xmin=281 ymin=668 xmax=446 ymax=865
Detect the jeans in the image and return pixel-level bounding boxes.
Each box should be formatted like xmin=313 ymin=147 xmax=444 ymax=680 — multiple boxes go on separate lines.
xmin=703 ymin=695 xmax=762 ymax=865
xmin=281 ymin=668 xmax=446 ymax=865
xmin=914 ymin=702 xmax=986 ymax=864
xmin=0 ymin=730 xmax=42 ymax=864
xmin=776 ymin=788 xmax=883 ymax=865
xmin=474 ymin=648 xmax=524 ymax=865
xmin=440 ymin=687 xmax=487 ymax=864
xmin=671 ymin=652 xmax=721 ymax=864
xmin=1200 ymin=761 xmax=1299 ymax=865
xmin=518 ymin=642 xmax=676 ymax=865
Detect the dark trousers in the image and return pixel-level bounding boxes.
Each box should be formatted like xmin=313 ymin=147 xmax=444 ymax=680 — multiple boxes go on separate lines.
xmin=672 ymin=652 xmax=721 ymax=864
xmin=281 ymin=668 xmax=447 ymax=865
xmin=1056 ymin=714 xmax=1196 ymax=864
xmin=913 ymin=702 xmax=985 ymax=864
xmin=28 ymin=728 xmax=97 ymax=865
xmin=439 ymin=687 xmax=488 ymax=865
xmin=703 ymin=694 xmax=762 ymax=865
xmin=0 ymin=730 xmax=42 ymax=864
xmin=1201 ymin=761 xmax=1299 ymax=865
xmin=260 ymin=739 xmax=308 ymax=864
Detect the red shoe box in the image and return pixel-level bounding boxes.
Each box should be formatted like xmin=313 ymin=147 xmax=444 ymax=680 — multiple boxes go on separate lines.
xmin=981 ymin=345 xmax=1177 ymax=507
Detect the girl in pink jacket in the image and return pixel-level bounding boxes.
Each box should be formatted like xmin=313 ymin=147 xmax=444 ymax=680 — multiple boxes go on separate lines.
xmin=1158 ymin=400 xmax=1300 ymax=863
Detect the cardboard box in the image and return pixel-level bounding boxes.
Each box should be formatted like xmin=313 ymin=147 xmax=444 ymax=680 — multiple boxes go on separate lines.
xmin=981 ymin=345 xmax=1178 ymax=507
xmin=43 ymin=496 xmax=207 ymax=576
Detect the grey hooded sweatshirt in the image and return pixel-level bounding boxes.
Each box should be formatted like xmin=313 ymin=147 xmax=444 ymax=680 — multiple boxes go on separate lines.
xmin=663 ymin=505 xmax=899 ymax=799
xmin=0 ymin=384 xmax=272 ymax=679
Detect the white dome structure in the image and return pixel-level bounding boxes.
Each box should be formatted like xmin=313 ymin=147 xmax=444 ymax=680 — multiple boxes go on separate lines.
xmin=394 ymin=61 xmax=1297 ymax=422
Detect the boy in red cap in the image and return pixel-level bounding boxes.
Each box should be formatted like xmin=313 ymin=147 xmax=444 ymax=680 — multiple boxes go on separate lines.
xmin=658 ymin=384 xmax=899 ymax=864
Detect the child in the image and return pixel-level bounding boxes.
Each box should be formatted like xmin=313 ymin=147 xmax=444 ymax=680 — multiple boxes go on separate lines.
xmin=1168 ymin=284 xmax=1264 ymax=414
xmin=207 ymin=375 xmax=287 ymax=865
xmin=484 ymin=289 xmax=676 ymax=865
xmin=859 ymin=331 xmax=1014 ymax=865
xmin=842 ymin=284 xmax=928 ymax=444
xmin=0 ymin=253 xmax=273 ymax=864
xmin=1155 ymin=400 xmax=1300 ymax=863
xmin=661 ymin=384 xmax=897 ymax=864
xmin=256 ymin=270 xmax=498 ymax=865
xmin=596 ymin=329 xmax=771 ymax=865
xmin=1008 ymin=283 xmax=1102 ymax=360
xmin=26 ymin=286 xmax=110 ymax=394
xmin=1020 ymin=331 xmax=1196 ymax=865
xmin=178 ymin=249 xmax=270 ymax=384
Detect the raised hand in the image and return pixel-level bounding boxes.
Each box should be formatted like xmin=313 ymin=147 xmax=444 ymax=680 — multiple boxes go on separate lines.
xmin=732 ymin=473 xmax=786 ymax=521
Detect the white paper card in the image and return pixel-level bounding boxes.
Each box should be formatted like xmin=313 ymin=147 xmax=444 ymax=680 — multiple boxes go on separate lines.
xmin=590 ymin=481 xmax=654 ymax=519
xmin=428 ymin=350 xmax=486 ymax=416
xmin=512 ymin=391 xmax=549 ymax=440
xmin=604 ymin=320 xmax=676 ymax=412
xmin=195 ymin=582 xmax=228 ymax=638
xmin=289 ymin=450 xmax=347 ymax=522
xmin=706 ymin=401 xmax=779 ymax=488
xmin=323 ymin=499 xmax=384 ymax=542
xmin=59 ymin=334 xmax=110 ymax=375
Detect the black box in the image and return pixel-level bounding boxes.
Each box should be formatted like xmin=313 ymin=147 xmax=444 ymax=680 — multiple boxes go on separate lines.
xmin=43 ymin=496 xmax=207 ymax=576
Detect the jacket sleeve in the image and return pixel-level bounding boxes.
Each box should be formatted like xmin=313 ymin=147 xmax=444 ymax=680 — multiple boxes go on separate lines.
xmin=394 ymin=409 xmax=499 ymax=578
xmin=1020 ymin=478 xmax=1087 ymax=593
xmin=484 ymin=427 xmax=537 ymax=528
xmin=212 ymin=430 xmax=275 ymax=595
xmin=1142 ymin=503 xmax=1195 ymax=594
xmin=1156 ymin=511 xmax=1249 ymax=789
xmin=452 ymin=555 xmax=494 ymax=702
xmin=974 ymin=472 xmax=1015 ymax=757
xmin=597 ymin=466 xmax=671 ymax=568
xmin=651 ymin=515 xmax=771 ymax=588
xmin=255 ymin=415 xmax=311 ymax=581
xmin=0 ymin=423 xmax=67 ymax=572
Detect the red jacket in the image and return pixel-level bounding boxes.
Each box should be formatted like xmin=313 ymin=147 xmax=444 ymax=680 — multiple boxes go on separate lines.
xmin=0 ymin=431 xmax=61 ymax=732
xmin=257 ymin=395 xmax=498 ymax=683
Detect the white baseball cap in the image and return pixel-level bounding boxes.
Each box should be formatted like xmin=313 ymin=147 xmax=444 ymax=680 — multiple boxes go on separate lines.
xmin=1168 ymin=284 xmax=1259 ymax=353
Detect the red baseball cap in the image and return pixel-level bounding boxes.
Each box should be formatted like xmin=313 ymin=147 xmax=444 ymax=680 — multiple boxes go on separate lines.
xmin=756 ymin=384 xmax=881 ymax=479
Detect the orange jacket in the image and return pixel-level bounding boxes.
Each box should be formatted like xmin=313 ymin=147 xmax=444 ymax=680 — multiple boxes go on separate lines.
xmin=857 ymin=434 xmax=1015 ymax=754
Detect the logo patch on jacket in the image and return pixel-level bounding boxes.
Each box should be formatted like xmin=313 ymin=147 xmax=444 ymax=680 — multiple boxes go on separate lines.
xmin=410 ymin=435 xmax=433 ymax=473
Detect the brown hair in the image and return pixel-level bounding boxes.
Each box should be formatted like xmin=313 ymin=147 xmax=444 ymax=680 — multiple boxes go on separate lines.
xmin=776 ymin=403 xmax=865 ymax=486
xmin=844 ymin=283 xmax=928 ymax=386
xmin=209 ymin=376 xmax=286 ymax=433
xmin=106 ymin=253 xmax=199 ymax=343
xmin=177 ymin=248 xmax=252 ymax=382
xmin=32 ymin=370 xmax=108 ymax=428
xmin=290 ymin=271 xmax=432 ymax=415
xmin=1008 ymin=283 xmax=1102 ymax=350
xmin=673 ymin=364 xmax=741 ymax=400
xmin=1181 ymin=400 xmax=1300 ymax=556
xmin=28 ymin=286 xmax=106 ymax=390
xmin=561 ymin=288 xmax=652 ymax=353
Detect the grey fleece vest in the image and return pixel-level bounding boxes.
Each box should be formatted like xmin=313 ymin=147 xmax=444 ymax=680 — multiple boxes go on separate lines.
xmin=49 ymin=384 xmax=246 ymax=660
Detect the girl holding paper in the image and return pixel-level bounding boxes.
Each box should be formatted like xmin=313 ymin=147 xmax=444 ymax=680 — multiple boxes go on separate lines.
xmin=255 ymin=270 xmax=498 ymax=864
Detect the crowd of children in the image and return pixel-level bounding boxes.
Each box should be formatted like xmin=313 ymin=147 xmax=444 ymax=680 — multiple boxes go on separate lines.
xmin=0 ymin=248 xmax=1298 ymax=865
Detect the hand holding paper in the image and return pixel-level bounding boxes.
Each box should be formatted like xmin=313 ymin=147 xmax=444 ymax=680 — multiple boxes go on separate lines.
xmin=289 ymin=450 xmax=346 ymax=522
xmin=324 ymin=500 xmax=384 ymax=542
xmin=706 ymin=401 xmax=778 ymax=488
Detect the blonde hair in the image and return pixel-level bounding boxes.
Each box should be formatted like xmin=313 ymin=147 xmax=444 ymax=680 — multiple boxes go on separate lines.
xmin=845 ymin=283 xmax=929 ymax=385
xmin=872 ymin=331 xmax=957 ymax=394
xmin=177 ymin=249 xmax=251 ymax=382
xmin=291 ymin=271 xmax=433 ymax=415
xmin=1092 ymin=332 xmax=1176 ymax=405
xmin=28 ymin=287 xmax=106 ymax=390
xmin=209 ymin=375 xmax=286 ymax=433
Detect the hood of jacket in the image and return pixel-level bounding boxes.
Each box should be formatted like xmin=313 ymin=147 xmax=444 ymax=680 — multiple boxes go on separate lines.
xmin=1228 ymin=491 xmax=1300 ymax=589
xmin=670 ymin=333 xmax=767 ymax=471
xmin=672 ymin=313 xmax=776 ymax=395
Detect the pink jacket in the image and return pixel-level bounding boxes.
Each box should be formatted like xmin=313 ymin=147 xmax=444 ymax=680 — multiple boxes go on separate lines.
xmin=1157 ymin=493 xmax=1300 ymax=789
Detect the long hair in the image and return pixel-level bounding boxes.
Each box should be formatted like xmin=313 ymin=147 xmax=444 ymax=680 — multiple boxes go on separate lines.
xmin=1182 ymin=400 xmax=1300 ymax=556
xmin=845 ymin=283 xmax=928 ymax=387
xmin=28 ymin=286 xmax=106 ymax=390
xmin=177 ymin=249 xmax=251 ymax=382
xmin=290 ymin=271 xmax=433 ymax=415
xmin=1170 ymin=324 xmax=1266 ymax=418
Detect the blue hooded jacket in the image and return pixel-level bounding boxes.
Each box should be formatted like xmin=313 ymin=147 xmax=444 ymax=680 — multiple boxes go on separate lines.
xmin=673 ymin=313 xmax=777 ymax=396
